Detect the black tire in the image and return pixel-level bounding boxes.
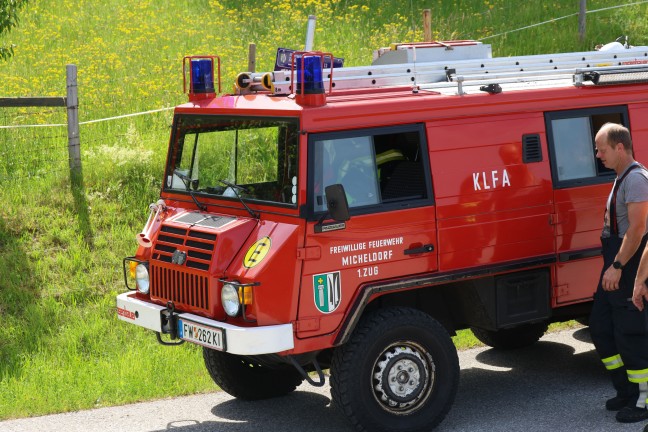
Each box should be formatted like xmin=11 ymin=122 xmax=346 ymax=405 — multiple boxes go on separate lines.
xmin=330 ymin=307 xmax=459 ymax=432
xmin=202 ymin=348 xmax=303 ymax=400
xmin=470 ymin=322 xmax=548 ymax=350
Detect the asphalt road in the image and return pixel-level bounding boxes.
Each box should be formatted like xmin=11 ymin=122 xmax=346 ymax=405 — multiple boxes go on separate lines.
xmin=1 ymin=327 xmax=646 ymax=432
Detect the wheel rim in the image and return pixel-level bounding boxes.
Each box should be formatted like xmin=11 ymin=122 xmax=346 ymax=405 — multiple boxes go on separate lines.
xmin=372 ymin=342 xmax=435 ymax=414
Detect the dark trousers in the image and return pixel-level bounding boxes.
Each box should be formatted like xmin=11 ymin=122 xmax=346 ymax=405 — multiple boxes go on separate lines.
xmin=590 ymin=234 xmax=648 ymax=399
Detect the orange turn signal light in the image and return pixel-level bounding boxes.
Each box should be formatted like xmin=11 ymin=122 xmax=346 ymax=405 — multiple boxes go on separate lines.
xmin=238 ymin=286 xmax=253 ymax=305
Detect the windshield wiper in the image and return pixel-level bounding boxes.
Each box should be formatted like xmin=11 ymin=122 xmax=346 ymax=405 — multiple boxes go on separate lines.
xmin=173 ymin=169 xmax=207 ymax=212
xmin=219 ymin=179 xmax=259 ymax=219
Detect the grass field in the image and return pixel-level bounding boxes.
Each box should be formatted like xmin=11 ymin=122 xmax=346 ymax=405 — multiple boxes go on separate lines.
xmin=1 ymin=0 xmax=647 ymax=420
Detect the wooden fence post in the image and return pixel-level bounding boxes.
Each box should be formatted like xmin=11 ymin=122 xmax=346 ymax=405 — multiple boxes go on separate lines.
xmin=248 ymin=43 xmax=256 ymax=73
xmin=66 ymin=64 xmax=81 ymax=171
xmin=423 ymin=9 xmax=432 ymax=42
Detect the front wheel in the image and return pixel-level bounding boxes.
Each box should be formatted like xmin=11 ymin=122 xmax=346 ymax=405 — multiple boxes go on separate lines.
xmin=202 ymin=348 xmax=303 ymax=400
xmin=330 ymin=307 xmax=459 ymax=432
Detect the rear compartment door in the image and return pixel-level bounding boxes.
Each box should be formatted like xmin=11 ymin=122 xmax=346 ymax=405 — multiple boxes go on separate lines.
xmin=298 ymin=124 xmax=438 ymax=337
xmin=545 ymin=107 xmax=626 ymax=305
xmin=428 ymin=114 xmax=555 ymax=271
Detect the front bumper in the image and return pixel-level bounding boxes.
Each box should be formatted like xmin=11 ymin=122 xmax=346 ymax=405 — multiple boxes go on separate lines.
xmin=116 ymin=292 xmax=295 ymax=355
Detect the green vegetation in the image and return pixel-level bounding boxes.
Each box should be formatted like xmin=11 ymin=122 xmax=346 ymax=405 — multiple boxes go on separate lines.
xmin=1 ymin=0 xmax=647 ymax=420
xmin=0 ymin=0 xmax=29 ymax=60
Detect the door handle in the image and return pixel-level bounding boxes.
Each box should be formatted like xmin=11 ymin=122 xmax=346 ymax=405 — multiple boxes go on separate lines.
xmin=404 ymin=244 xmax=435 ymax=255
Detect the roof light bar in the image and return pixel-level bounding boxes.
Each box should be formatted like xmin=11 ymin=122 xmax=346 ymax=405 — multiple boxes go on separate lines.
xmin=581 ymin=67 xmax=648 ymax=85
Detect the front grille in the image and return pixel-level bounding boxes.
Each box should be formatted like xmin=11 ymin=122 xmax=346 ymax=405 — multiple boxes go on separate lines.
xmin=150 ymin=265 xmax=210 ymax=312
xmin=149 ymin=222 xmax=217 ymax=313
xmin=152 ymin=225 xmax=216 ymax=271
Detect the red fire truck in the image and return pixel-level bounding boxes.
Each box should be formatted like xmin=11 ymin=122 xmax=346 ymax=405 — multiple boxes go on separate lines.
xmin=116 ymin=37 xmax=648 ymax=431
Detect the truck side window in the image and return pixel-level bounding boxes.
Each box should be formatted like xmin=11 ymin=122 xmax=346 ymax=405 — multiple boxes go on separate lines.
xmin=310 ymin=126 xmax=429 ymax=214
xmin=546 ymin=107 xmax=626 ymax=187
xmin=552 ymin=117 xmax=597 ymax=181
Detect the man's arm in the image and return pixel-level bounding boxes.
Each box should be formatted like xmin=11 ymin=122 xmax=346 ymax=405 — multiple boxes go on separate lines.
xmin=602 ymin=200 xmax=648 ymax=291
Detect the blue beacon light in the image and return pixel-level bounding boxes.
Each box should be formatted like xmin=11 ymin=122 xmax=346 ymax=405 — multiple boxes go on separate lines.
xmin=190 ymin=59 xmax=215 ymax=93
xmin=296 ymin=55 xmax=325 ymax=95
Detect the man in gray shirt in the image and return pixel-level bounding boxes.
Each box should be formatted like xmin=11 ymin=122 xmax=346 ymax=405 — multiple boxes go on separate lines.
xmin=590 ymin=123 xmax=648 ymax=424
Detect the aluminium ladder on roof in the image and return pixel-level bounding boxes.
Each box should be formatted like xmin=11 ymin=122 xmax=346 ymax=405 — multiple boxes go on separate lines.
xmin=236 ymin=45 xmax=648 ymax=95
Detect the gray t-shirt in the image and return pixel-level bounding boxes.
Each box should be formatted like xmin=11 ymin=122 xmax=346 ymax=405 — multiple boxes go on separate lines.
xmin=602 ymin=163 xmax=648 ymax=238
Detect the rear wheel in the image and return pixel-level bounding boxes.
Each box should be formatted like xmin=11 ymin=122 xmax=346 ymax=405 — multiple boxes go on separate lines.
xmin=331 ymin=307 xmax=459 ymax=432
xmin=202 ymin=348 xmax=303 ymax=400
xmin=470 ymin=322 xmax=548 ymax=350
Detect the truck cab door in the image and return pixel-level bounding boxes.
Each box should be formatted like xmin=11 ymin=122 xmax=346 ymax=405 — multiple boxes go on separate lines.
xmin=545 ymin=107 xmax=626 ymax=305
xmin=298 ymin=124 xmax=438 ymax=337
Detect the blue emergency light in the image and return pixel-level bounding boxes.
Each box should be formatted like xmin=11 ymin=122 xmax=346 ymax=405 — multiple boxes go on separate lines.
xmin=191 ymin=58 xmax=215 ymax=93
xmin=296 ymin=55 xmax=324 ymax=94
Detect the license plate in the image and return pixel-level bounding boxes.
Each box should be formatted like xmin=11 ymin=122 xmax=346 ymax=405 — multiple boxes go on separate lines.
xmin=177 ymin=319 xmax=225 ymax=351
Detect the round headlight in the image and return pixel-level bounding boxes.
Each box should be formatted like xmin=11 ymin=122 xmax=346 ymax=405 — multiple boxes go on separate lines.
xmin=135 ymin=264 xmax=150 ymax=294
xmin=221 ymin=283 xmax=240 ymax=317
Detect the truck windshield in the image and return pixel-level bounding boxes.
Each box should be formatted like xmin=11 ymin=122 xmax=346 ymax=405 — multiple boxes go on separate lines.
xmin=165 ymin=114 xmax=300 ymax=207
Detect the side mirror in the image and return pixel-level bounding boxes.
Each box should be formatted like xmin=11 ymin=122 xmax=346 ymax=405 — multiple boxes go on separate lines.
xmin=325 ymin=184 xmax=350 ymax=221
xmin=314 ymin=184 xmax=350 ymax=233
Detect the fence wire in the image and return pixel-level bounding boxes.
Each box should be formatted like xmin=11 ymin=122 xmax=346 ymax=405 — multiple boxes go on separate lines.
xmin=0 ymin=129 xmax=68 ymax=181
xmin=0 ymin=106 xmax=172 ymax=183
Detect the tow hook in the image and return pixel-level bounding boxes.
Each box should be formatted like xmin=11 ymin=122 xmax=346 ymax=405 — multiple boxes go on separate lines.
xmin=156 ymin=301 xmax=185 ymax=346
